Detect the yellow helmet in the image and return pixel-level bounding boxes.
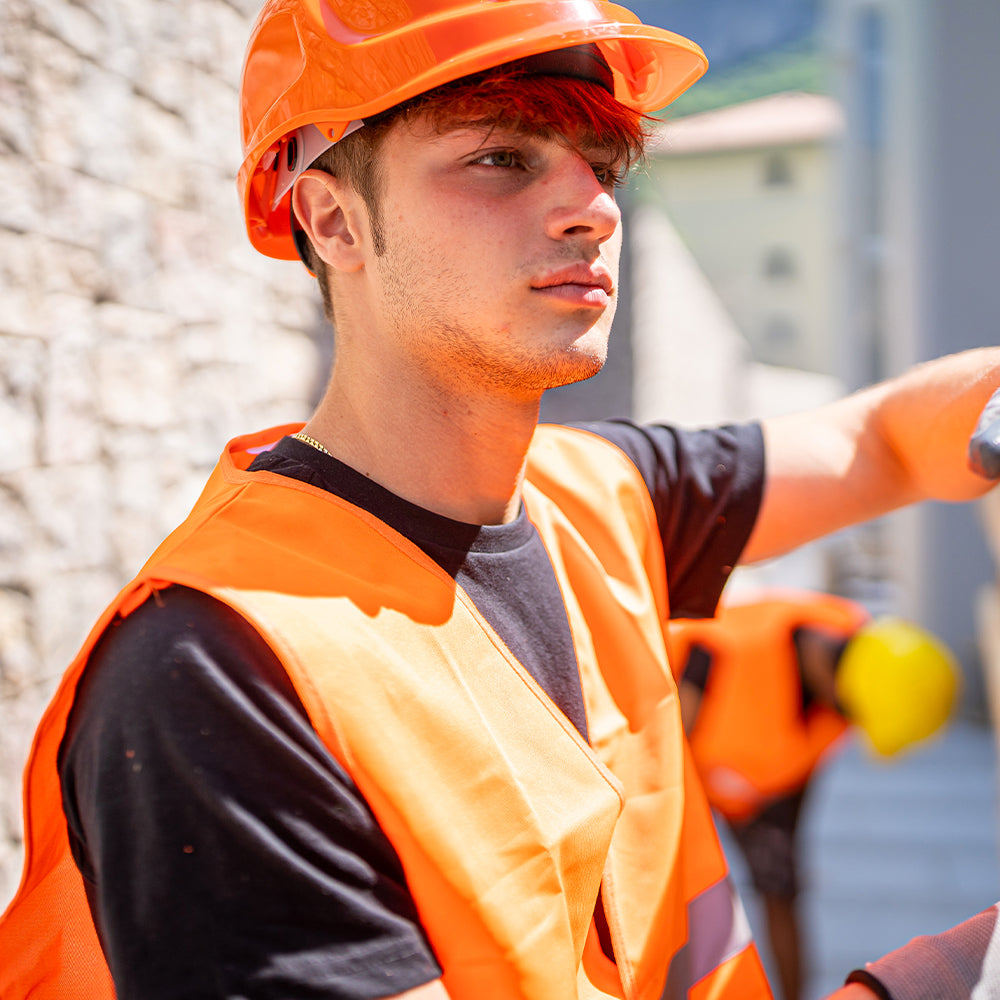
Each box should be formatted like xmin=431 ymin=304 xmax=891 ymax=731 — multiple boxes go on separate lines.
xmin=835 ymin=617 xmax=961 ymax=757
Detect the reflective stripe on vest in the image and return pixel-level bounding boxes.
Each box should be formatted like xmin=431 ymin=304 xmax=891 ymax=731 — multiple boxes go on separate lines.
xmin=662 ymin=877 xmax=754 ymax=999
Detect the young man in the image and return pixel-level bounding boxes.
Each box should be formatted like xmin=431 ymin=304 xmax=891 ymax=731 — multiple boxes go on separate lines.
xmin=670 ymin=592 xmax=960 ymax=1000
xmin=2 ymin=2 xmax=1000 ymax=998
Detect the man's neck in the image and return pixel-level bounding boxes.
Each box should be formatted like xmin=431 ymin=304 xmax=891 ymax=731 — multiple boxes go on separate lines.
xmin=302 ymin=371 xmax=541 ymax=526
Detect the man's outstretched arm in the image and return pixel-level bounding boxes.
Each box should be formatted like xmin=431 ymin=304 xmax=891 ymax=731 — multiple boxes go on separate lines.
xmin=742 ymin=347 xmax=1000 ymax=564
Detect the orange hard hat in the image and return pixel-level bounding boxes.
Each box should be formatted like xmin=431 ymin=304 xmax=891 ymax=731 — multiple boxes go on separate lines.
xmin=238 ymin=0 xmax=709 ymax=260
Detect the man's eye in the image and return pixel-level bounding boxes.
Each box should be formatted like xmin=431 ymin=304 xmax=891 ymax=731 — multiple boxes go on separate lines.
xmin=472 ymin=150 xmax=522 ymax=169
xmin=592 ymin=163 xmax=625 ymax=188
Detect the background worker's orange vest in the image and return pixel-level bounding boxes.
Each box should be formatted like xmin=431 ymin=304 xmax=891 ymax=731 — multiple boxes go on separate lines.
xmin=669 ymin=592 xmax=870 ymax=823
xmin=0 ymin=424 xmax=771 ymax=1000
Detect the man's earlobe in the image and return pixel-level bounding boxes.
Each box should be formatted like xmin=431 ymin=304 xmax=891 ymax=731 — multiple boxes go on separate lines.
xmin=292 ymin=170 xmax=365 ymax=273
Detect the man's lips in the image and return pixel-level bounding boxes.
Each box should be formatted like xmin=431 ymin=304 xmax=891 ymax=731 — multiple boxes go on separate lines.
xmin=531 ymin=265 xmax=614 ymax=294
xmin=530 ymin=265 xmax=614 ymax=306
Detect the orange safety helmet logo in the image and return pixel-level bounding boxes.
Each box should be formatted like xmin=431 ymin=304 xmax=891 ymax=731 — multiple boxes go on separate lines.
xmin=237 ymin=0 xmax=708 ymax=260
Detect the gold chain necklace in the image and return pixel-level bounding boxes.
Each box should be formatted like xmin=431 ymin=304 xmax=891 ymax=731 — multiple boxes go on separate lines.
xmin=291 ymin=431 xmax=332 ymax=456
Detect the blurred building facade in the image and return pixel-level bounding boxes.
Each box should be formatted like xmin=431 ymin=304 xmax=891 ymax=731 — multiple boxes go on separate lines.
xmin=645 ymin=91 xmax=844 ymax=375
xmin=627 ymin=95 xmax=857 ymax=606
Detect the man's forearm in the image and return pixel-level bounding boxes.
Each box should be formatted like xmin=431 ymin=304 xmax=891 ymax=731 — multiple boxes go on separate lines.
xmin=871 ymin=346 xmax=1000 ymax=503
xmin=744 ymin=347 xmax=1000 ymax=563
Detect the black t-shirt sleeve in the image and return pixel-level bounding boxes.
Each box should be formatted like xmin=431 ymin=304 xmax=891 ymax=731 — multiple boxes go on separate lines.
xmin=58 ymin=585 xmax=441 ymax=1000
xmin=575 ymin=420 xmax=765 ymax=618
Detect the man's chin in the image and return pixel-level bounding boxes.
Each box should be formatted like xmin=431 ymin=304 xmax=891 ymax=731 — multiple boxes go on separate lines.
xmin=543 ymin=345 xmax=608 ymax=390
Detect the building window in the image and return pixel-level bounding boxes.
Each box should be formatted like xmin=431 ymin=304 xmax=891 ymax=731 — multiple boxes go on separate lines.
xmin=763 ymin=247 xmax=797 ymax=280
xmin=763 ymin=152 xmax=793 ymax=187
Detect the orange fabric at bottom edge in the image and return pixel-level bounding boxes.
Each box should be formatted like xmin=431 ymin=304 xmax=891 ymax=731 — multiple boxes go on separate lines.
xmin=690 ymin=944 xmax=774 ymax=1000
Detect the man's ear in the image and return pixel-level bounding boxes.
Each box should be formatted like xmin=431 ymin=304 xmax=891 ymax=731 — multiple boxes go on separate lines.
xmin=292 ymin=169 xmax=366 ymax=273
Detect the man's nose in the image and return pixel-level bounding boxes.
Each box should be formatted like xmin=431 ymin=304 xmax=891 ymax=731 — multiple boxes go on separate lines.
xmin=542 ymin=154 xmax=622 ymax=245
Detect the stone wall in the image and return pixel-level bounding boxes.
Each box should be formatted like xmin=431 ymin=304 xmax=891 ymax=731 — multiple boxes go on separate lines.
xmin=0 ymin=0 xmax=326 ymax=907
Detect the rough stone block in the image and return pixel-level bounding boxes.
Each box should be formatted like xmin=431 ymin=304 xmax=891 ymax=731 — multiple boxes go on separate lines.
xmin=42 ymin=240 xmax=107 ymax=302
xmin=0 ymin=121 xmax=37 ymax=225
xmin=16 ymin=463 xmax=113 ymax=580
xmin=0 ymin=73 xmax=31 ymax=161
xmin=0 ymin=0 xmax=32 ymax=79
xmin=98 ymin=188 xmax=159 ymax=302
xmin=32 ymin=567 xmax=120 ymax=678
xmin=131 ymin=103 xmax=200 ymax=208
xmin=0 ymin=233 xmax=41 ymax=338
xmin=0 ymin=333 xmax=44 ymax=473
xmin=0 ymin=393 xmax=38 ymax=477
xmin=38 ymin=299 xmax=102 ymax=465
xmin=31 ymin=0 xmax=107 ymax=62
xmin=0 ymin=486 xmax=32 ymax=588
xmin=34 ymin=165 xmax=107 ymax=251
xmin=75 ymin=64 xmax=137 ymax=187
xmin=0 ymin=587 xmax=34 ymax=693
xmin=96 ymin=350 xmax=177 ymax=434
xmin=29 ymin=32 xmax=87 ymax=171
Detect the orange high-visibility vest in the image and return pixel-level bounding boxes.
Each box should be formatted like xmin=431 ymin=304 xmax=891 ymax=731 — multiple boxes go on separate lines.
xmin=0 ymin=424 xmax=771 ymax=1000
xmin=669 ymin=591 xmax=870 ymax=823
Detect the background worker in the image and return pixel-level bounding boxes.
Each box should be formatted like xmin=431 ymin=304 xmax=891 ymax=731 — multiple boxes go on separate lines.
xmin=670 ymin=590 xmax=961 ymax=1000
xmin=2 ymin=2 xmax=1000 ymax=999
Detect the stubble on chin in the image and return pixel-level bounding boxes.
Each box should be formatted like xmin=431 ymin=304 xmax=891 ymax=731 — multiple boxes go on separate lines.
xmin=420 ymin=316 xmax=612 ymax=397
xmin=374 ymin=231 xmax=615 ymax=396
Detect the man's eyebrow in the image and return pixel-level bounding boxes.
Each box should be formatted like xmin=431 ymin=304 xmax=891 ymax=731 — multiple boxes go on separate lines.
xmin=430 ymin=121 xmax=624 ymax=165
xmin=432 ymin=122 xmax=549 ymax=152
